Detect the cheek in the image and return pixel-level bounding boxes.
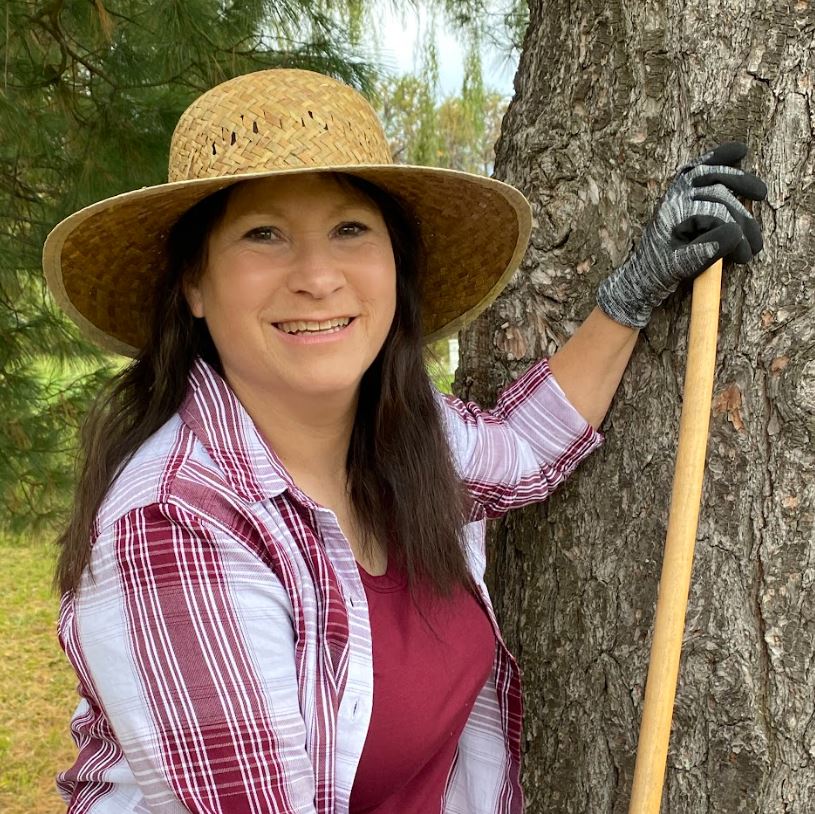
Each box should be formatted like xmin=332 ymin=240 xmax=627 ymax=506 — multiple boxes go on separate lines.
xmin=204 ymin=259 xmax=278 ymax=315
xmin=369 ymin=259 xmax=397 ymax=314
xmin=369 ymin=274 xmax=397 ymax=335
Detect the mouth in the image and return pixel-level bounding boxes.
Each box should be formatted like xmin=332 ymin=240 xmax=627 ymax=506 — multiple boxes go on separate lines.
xmin=272 ymin=316 xmax=355 ymax=336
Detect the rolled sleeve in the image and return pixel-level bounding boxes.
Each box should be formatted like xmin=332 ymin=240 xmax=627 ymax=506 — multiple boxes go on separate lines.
xmin=439 ymin=358 xmax=603 ymax=519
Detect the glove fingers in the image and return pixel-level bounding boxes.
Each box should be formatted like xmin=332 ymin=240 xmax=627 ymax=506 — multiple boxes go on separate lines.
xmin=679 ymin=141 xmax=747 ymax=172
xmin=679 ymin=141 xmax=748 ymax=173
xmin=701 ymin=141 xmax=748 ymax=167
xmin=692 ymin=186 xmax=764 ymax=254
xmin=688 ymin=167 xmax=768 ymax=201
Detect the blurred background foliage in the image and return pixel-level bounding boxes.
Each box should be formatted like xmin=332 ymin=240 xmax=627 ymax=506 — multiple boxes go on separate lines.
xmin=0 ymin=0 xmax=526 ymax=538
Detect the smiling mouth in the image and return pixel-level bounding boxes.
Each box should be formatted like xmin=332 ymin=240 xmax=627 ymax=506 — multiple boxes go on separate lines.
xmin=274 ymin=316 xmax=354 ymax=335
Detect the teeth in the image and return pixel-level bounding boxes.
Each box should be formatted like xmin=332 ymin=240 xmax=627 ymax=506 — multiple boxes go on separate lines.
xmin=276 ymin=316 xmax=351 ymax=334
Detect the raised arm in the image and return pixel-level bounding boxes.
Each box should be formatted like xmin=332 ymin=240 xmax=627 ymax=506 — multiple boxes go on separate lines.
xmin=443 ymin=143 xmax=766 ymax=520
xmin=549 ymin=307 xmax=639 ymax=430
xmin=554 ymin=141 xmax=767 ymax=430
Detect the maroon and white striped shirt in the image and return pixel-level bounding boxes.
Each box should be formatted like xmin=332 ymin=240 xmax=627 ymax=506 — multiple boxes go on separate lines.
xmin=56 ymin=356 xmax=602 ymax=813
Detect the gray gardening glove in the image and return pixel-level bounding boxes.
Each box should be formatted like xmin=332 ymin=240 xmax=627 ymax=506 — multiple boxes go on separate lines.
xmin=597 ymin=142 xmax=767 ymax=328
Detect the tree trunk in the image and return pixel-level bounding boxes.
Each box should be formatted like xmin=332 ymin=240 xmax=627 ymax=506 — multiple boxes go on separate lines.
xmin=457 ymin=1 xmax=815 ymax=811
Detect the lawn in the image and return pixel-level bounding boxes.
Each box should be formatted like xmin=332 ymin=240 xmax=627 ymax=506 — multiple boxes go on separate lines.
xmin=0 ymin=537 xmax=77 ymax=813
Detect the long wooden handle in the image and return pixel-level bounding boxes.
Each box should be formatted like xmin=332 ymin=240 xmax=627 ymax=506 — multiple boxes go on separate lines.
xmin=628 ymin=259 xmax=724 ymax=813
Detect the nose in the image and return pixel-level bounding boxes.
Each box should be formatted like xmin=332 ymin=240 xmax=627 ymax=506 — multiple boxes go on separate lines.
xmin=286 ymin=234 xmax=346 ymax=299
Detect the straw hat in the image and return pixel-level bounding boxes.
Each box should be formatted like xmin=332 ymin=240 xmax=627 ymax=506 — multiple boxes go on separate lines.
xmin=42 ymin=68 xmax=532 ymax=356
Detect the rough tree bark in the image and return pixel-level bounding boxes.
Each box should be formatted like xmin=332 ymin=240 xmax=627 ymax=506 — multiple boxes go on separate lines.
xmin=457 ymin=1 xmax=815 ymax=811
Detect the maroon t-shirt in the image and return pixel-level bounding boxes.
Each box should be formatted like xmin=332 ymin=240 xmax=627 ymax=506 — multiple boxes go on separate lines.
xmin=348 ymin=553 xmax=496 ymax=814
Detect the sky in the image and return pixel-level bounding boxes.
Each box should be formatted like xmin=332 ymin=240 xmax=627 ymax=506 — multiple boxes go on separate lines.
xmin=365 ymin=4 xmax=519 ymax=99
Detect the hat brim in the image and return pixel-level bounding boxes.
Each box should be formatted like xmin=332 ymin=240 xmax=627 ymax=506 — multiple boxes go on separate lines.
xmin=43 ymin=164 xmax=532 ymax=356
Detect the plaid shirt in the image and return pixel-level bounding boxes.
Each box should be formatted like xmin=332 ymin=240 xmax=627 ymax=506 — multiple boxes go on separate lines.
xmin=57 ymin=356 xmax=603 ymax=813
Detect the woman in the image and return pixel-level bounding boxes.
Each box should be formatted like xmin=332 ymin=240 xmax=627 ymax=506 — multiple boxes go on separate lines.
xmin=44 ymin=68 xmax=766 ymax=813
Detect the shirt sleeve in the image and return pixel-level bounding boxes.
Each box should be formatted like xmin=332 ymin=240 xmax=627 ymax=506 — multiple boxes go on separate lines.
xmin=73 ymin=501 xmax=317 ymax=813
xmin=438 ymin=357 xmax=604 ymax=519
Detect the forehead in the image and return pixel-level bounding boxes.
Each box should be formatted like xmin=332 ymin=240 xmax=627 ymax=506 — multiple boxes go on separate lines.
xmin=224 ymin=172 xmax=380 ymax=217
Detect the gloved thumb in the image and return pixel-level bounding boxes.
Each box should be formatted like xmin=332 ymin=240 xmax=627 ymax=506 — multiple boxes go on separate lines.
xmin=688 ymin=220 xmax=752 ymax=264
xmin=672 ymin=221 xmax=748 ymax=279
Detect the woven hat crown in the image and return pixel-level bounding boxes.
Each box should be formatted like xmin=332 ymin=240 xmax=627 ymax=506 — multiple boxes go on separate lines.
xmin=168 ymin=69 xmax=393 ymax=183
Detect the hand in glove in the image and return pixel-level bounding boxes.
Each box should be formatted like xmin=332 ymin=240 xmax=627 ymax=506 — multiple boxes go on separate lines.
xmin=597 ymin=142 xmax=768 ymax=329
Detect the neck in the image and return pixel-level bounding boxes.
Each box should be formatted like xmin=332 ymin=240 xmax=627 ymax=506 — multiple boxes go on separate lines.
xmin=227 ymin=376 xmax=358 ymax=495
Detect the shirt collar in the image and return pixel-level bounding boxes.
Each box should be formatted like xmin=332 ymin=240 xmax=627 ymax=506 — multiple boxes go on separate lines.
xmin=179 ymin=357 xmax=297 ymax=504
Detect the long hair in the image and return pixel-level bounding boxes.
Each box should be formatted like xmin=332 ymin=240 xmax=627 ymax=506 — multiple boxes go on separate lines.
xmin=55 ymin=173 xmax=475 ymax=603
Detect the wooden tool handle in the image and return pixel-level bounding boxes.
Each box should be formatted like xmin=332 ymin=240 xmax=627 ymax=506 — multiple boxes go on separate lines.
xmin=628 ymin=259 xmax=724 ymax=814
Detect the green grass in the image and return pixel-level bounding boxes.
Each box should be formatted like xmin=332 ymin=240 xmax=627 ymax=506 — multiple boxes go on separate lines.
xmin=0 ymin=537 xmax=78 ymax=813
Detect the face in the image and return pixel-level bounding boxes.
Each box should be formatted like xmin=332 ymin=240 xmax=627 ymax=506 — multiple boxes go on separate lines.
xmin=186 ymin=173 xmax=397 ymax=409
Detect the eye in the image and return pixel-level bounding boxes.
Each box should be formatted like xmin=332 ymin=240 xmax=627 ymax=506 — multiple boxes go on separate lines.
xmin=335 ymin=221 xmax=369 ymax=237
xmin=244 ymin=226 xmax=280 ymax=242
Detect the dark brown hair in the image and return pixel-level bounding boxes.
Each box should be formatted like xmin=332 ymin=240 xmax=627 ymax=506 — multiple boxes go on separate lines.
xmin=55 ymin=173 xmax=476 ymax=605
